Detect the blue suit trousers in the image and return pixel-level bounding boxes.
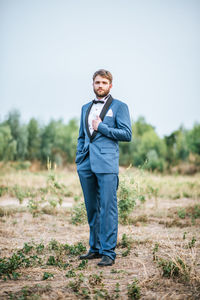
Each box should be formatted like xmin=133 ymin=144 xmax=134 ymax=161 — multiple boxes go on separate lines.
xmin=78 ymin=168 xmax=118 ymax=260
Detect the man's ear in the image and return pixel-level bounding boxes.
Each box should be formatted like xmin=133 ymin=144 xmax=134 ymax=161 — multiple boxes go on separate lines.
xmin=110 ymin=83 xmax=113 ymax=89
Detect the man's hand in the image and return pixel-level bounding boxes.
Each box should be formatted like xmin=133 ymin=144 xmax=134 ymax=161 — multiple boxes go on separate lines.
xmin=92 ymin=116 xmax=102 ymax=131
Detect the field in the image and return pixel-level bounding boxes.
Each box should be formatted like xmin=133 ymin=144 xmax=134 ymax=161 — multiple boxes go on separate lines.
xmin=0 ymin=164 xmax=200 ymax=299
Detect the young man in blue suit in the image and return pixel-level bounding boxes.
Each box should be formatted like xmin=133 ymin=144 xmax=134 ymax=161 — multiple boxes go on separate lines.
xmin=76 ymin=69 xmax=132 ymax=266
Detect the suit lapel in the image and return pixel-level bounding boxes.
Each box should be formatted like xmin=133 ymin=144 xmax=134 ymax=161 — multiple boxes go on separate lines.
xmin=90 ymin=95 xmax=113 ymax=141
xmin=99 ymin=95 xmax=113 ymax=121
xmin=85 ymin=102 xmax=93 ymax=139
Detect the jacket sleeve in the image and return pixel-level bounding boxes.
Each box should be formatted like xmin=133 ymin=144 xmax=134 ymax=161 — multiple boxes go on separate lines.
xmin=97 ymin=103 xmax=132 ymax=142
xmin=76 ymin=106 xmax=85 ymax=153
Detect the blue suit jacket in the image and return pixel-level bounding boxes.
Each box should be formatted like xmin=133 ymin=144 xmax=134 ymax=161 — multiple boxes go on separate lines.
xmin=76 ymin=95 xmax=132 ymax=173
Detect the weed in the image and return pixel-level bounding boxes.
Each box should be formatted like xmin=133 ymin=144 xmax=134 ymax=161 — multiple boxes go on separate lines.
xmin=177 ymin=208 xmax=186 ymax=219
xmin=7 ymin=284 xmax=52 ymax=299
xmin=47 ymin=256 xmax=57 ymax=266
xmin=0 ymin=253 xmax=22 ymax=280
xmin=47 ymin=171 xmax=71 ymax=206
xmin=94 ymin=288 xmax=110 ymax=299
xmin=152 ymin=243 xmax=159 ymax=261
xmin=66 ymin=269 xmax=76 ymax=278
xmin=0 ymin=185 xmax=9 ymax=197
xmin=127 ymin=278 xmax=141 ymax=299
xmin=48 ymin=239 xmax=59 ymax=251
xmin=122 ymin=246 xmax=131 ymax=257
xmin=27 ymin=199 xmax=40 ymax=217
xmin=118 ymin=178 xmax=136 ymax=224
xmin=119 ymin=233 xmax=133 ymax=249
xmin=158 ymin=257 xmax=190 ymax=280
xmin=74 ymin=195 xmax=81 ymax=202
xmin=89 ymin=272 xmax=103 ymax=286
xmin=147 ymin=185 xmax=159 ymax=209
xmin=71 ymin=202 xmax=87 ymax=225
xmin=193 ymin=205 xmax=200 ymax=218
xmin=68 ymin=273 xmax=85 ymax=293
xmin=36 ymin=243 xmax=45 ymax=254
xmin=138 ymin=194 xmax=146 ymax=204
xmin=48 ymin=198 xmax=58 ymax=208
xmin=22 ymin=242 xmax=34 ymax=254
xmin=12 ymin=185 xmax=26 ymax=204
xmin=42 ymin=272 xmax=54 ymax=280
xmin=188 ymin=236 xmax=196 ymax=248
xmin=183 ymin=232 xmax=187 ymax=240
xmin=115 ymin=282 xmax=120 ymax=298
xmin=183 ymin=191 xmax=191 ymax=198
xmin=64 ymin=242 xmax=86 ymax=256
xmin=77 ymin=259 xmax=88 ymax=270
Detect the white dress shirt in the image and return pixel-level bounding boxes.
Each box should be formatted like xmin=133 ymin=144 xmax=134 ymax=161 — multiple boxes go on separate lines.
xmin=88 ymin=94 xmax=110 ymax=135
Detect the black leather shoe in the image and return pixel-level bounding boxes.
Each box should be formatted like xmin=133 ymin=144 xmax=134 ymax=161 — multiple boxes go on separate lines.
xmin=79 ymin=252 xmax=102 ymax=260
xmin=97 ymin=255 xmax=115 ymax=266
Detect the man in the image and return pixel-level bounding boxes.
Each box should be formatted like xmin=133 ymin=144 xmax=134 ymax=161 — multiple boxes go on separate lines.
xmin=75 ymin=69 xmax=132 ymax=266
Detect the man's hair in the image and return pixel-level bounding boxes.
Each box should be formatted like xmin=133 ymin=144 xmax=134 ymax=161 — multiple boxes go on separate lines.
xmin=93 ymin=69 xmax=113 ymax=83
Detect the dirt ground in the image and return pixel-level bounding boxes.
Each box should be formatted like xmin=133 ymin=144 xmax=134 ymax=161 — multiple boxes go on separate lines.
xmin=0 ymin=168 xmax=200 ymax=299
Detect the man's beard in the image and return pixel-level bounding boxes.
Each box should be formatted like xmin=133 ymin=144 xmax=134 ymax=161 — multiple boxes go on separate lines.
xmin=94 ymin=87 xmax=110 ymax=98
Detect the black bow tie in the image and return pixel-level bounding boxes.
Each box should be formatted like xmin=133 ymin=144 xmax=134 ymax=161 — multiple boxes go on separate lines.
xmin=93 ymin=100 xmax=104 ymax=104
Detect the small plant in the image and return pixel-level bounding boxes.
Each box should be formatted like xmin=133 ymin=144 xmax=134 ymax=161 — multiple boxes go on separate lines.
xmin=94 ymin=288 xmax=109 ymax=299
xmin=0 ymin=253 xmax=22 ymax=280
xmin=66 ymin=269 xmax=76 ymax=278
xmin=127 ymin=278 xmax=141 ymax=299
xmin=115 ymin=282 xmax=120 ymax=298
xmin=36 ymin=243 xmax=45 ymax=254
xmin=121 ymin=233 xmax=132 ymax=248
xmin=118 ymin=178 xmax=136 ymax=224
xmin=158 ymin=257 xmax=189 ymax=280
xmin=152 ymin=243 xmax=159 ymax=261
xmin=77 ymin=259 xmax=88 ymax=270
xmin=48 ymin=239 xmax=59 ymax=251
xmin=71 ymin=202 xmax=87 ymax=225
xmin=22 ymin=242 xmax=34 ymax=254
xmin=12 ymin=185 xmax=26 ymax=204
xmin=68 ymin=273 xmax=85 ymax=294
xmin=88 ymin=272 xmax=103 ymax=286
xmin=47 ymin=256 xmax=57 ymax=266
xmin=147 ymin=185 xmax=159 ymax=209
xmin=42 ymin=272 xmax=54 ymax=280
xmin=177 ymin=208 xmax=186 ymax=219
xmin=0 ymin=185 xmax=9 ymax=197
xmin=27 ymin=199 xmax=40 ymax=217
xmin=188 ymin=236 xmax=196 ymax=248
xmin=183 ymin=232 xmax=187 ymax=240
xmin=138 ymin=194 xmax=146 ymax=204
xmin=122 ymin=247 xmax=131 ymax=257
xmin=64 ymin=242 xmax=86 ymax=256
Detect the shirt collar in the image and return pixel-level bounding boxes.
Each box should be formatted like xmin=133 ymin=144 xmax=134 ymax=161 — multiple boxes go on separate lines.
xmin=94 ymin=94 xmax=110 ymax=103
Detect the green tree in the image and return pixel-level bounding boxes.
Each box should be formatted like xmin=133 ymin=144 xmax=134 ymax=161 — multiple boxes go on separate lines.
xmin=164 ymin=127 xmax=189 ymax=166
xmin=40 ymin=120 xmax=57 ymax=163
xmin=5 ymin=110 xmax=28 ymax=160
xmin=187 ymin=123 xmax=200 ymax=155
xmin=27 ymin=118 xmax=41 ymax=160
xmin=0 ymin=125 xmax=17 ymax=160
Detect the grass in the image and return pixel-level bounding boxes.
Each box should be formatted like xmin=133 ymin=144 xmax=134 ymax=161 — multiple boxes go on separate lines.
xmin=0 ymin=166 xmax=200 ymax=299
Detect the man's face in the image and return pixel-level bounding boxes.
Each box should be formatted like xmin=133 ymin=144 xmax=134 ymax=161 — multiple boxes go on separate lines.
xmin=93 ymin=75 xmax=112 ymax=98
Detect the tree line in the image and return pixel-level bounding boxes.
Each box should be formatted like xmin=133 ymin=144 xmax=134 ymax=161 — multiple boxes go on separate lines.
xmin=0 ymin=110 xmax=199 ymax=172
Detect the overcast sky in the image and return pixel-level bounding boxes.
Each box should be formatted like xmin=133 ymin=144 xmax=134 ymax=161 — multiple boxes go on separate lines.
xmin=1 ymin=0 xmax=199 ymax=136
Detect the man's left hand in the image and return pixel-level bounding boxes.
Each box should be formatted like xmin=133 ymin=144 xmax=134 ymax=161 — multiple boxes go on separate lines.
xmin=92 ymin=116 xmax=102 ymax=131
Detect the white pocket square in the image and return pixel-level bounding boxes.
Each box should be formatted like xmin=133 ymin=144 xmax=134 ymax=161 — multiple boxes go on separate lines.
xmin=106 ymin=109 xmax=113 ymax=117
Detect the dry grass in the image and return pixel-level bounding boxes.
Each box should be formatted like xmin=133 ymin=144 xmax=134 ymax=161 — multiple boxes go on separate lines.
xmin=0 ymin=166 xmax=200 ymax=299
